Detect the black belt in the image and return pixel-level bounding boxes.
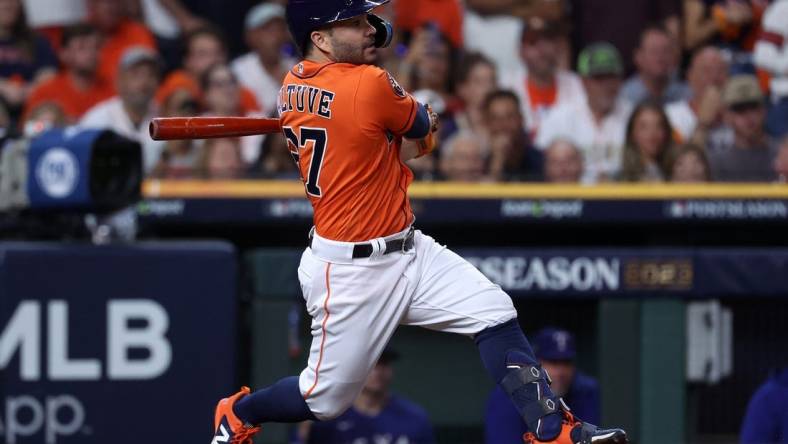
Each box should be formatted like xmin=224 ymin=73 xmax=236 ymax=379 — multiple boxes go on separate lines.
xmin=310 ymin=228 xmax=415 ymax=258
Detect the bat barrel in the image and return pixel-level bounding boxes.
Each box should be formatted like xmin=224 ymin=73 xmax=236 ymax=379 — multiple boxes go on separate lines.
xmin=149 ymin=117 xmax=282 ymax=140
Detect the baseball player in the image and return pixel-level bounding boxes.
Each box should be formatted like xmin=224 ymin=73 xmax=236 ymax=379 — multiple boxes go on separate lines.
xmin=212 ymin=1 xmax=629 ymax=443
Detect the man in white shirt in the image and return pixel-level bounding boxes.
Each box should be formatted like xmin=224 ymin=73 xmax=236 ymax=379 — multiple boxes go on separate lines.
xmin=462 ymin=6 xmax=522 ymax=75
xmin=500 ymin=16 xmax=585 ymax=139
xmin=536 ymin=43 xmax=632 ymax=183
xmin=80 ymin=47 xmax=164 ymax=174
xmin=231 ymin=3 xmax=294 ymax=115
xmin=754 ymin=0 xmax=788 ymax=138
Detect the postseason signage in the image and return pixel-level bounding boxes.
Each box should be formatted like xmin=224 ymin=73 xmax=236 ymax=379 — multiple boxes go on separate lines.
xmin=0 ymin=242 xmax=237 ymax=444
xmin=458 ymin=248 xmax=788 ymax=298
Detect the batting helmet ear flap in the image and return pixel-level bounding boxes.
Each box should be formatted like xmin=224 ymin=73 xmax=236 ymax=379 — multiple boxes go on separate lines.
xmin=368 ymin=13 xmax=393 ymax=48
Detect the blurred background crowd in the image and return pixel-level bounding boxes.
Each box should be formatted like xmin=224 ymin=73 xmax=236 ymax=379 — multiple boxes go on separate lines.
xmin=1 ymin=0 xmax=788 ymax=184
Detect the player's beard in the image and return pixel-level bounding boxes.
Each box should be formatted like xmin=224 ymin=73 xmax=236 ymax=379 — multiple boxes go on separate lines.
xmin=330 ymin=39 xmax=374 ymax=65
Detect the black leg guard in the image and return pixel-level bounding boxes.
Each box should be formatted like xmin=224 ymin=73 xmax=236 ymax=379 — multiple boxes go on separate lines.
xmin=501 ymin=364 xmax=565 ymax=439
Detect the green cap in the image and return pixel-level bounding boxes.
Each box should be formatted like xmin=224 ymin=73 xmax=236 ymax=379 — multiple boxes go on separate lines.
xmin=577 ymin=42 xmax=624 ymax=77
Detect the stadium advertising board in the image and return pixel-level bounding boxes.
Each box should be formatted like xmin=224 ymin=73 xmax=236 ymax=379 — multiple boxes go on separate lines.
xmin=0 ymin=242 xmax=237 ymax=444
xmin=460 ymin=248 xmax=788 ymax=298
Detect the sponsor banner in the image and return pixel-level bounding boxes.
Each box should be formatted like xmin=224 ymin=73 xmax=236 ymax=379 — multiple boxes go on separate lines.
xmin=138 ymin=198 xmax=788 ymax=226
xmin=458 ymin=248 xmax=788 ymax=298
xmin=666 ymin=200 xmax=788 ymax=220
xmin=0 ymin=242 xmax=237 ymax=444
xmin=500 ymin=200 xmax=584 ymax=220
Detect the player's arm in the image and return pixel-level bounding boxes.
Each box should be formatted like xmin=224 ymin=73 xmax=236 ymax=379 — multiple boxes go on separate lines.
xmin=355 ymin=67 xmax=437 ymax=160
xmin=400 ymin=103 xmax=439 ymax=162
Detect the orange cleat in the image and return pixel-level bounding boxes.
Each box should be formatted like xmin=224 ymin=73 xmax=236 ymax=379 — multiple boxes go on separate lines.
xmin=523 ymin=411 xmax=628 ymax=444
xmin=211 ymin=386 xmax=262 ymax=444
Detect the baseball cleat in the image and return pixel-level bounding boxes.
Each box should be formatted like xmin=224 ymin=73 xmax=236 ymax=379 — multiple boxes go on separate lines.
xmin=212 ymin=386 xmax=261 ymax=444
xmin=523 ymin=411 xmax=628 ymax=444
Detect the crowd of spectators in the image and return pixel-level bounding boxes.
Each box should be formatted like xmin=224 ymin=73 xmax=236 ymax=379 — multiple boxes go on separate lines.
xmin=1 ymin=0 xmax=787 ymax=183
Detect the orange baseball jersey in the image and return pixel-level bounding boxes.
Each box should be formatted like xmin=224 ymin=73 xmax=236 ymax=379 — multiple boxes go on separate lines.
xmin=279 ymin=60 xmax=419 ymax=242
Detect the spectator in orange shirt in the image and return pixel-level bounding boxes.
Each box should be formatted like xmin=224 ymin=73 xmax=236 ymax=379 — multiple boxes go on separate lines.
xmin=500 ymin=16 xmax=585 ymax=139
xmin=155 ymin=25 xmax=260 ymax=114
xmin=23 ymin=23 xmax=114 ymax=124
xmin=394 ymin=0 xmax=463 ymax=48
xmin=87 ymin=0 xmax=157 ymax=87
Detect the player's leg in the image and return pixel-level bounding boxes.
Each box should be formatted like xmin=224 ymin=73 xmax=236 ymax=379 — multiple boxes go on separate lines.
xmin=213 ymin=240 xmax=414 ymax=441
xmin=401 ymin=231 xmax=627 ymax=444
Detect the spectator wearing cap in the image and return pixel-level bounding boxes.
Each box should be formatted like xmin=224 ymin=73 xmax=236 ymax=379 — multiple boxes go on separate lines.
xmin=86 ymin=0 xmax=157 ymax=88
xmin=231 ymin=3 xmax=294 ymax=116
xmin=23 ymin=23 xmax=113 ymax=123
xmin=485 ymin=327 xmax=600 ymax=444
xmin=740 ymin=367 xmax=788 ymax=443
xmin=463 ymin=0 xmax=568 ymax=74
xmin=706 ymin=74 xmax=778 ymax=182
xmin=536 ymin=43 xmax=632 ymax=183
xmin=155 ymin=26 xmax=261 ymax=115
xmin=620 ymin=25 xmax=689 ymax=106
xmin=79 ymin=46 xmax=164 ymax=174
xmin=295 ymin=348 xmax=436 ymax=444
xmin=754 ymin=0 xmax=788 ymax=138
xmin=483 ymin=90 xmax=544 ymax=182
xmin=665 ymin=46 xmax=729 ymax=145
xmin=500 ymin=16 xmax=584 ymax=139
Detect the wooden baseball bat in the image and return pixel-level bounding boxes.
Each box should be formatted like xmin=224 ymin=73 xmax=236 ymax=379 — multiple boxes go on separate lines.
xmin=149 ymin=117 xmax=282 ymax=140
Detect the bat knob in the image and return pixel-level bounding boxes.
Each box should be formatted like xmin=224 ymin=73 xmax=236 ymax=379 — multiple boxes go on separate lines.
xmin=149 ymin=119 xmax=164 ymax=140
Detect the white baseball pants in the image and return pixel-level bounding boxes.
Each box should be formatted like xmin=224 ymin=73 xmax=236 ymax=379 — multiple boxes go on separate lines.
xmin=297 ymin=226 xmax=517 ymax=419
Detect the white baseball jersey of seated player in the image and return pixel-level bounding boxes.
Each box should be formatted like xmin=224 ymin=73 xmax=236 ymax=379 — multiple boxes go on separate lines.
xmin=297 ymin=225 xmax=517 ymax=420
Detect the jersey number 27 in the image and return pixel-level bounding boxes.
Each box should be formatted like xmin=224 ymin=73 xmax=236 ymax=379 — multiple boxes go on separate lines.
xmin=283 ymin=126 xmax=327 ymax=197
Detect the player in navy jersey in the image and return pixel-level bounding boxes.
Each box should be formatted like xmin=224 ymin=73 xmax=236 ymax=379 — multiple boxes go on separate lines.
xmin=296 ymin=348 xmax=435 ymax=444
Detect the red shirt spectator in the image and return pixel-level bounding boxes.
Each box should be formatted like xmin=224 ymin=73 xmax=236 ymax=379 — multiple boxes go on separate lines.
xmin=87 ymin=0 xmax=157 ymax=87
xmin=23 ymin=24 xmax=113 ymax=123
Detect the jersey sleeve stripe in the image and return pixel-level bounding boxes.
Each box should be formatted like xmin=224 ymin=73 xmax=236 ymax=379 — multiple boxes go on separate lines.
xmin=304 ymin=262 xmax=333 ymax=399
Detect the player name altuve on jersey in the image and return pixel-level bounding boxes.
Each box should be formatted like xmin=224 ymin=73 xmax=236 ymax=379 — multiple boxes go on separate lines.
xmin=279 ymin=84 xmax=336 ymax=119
